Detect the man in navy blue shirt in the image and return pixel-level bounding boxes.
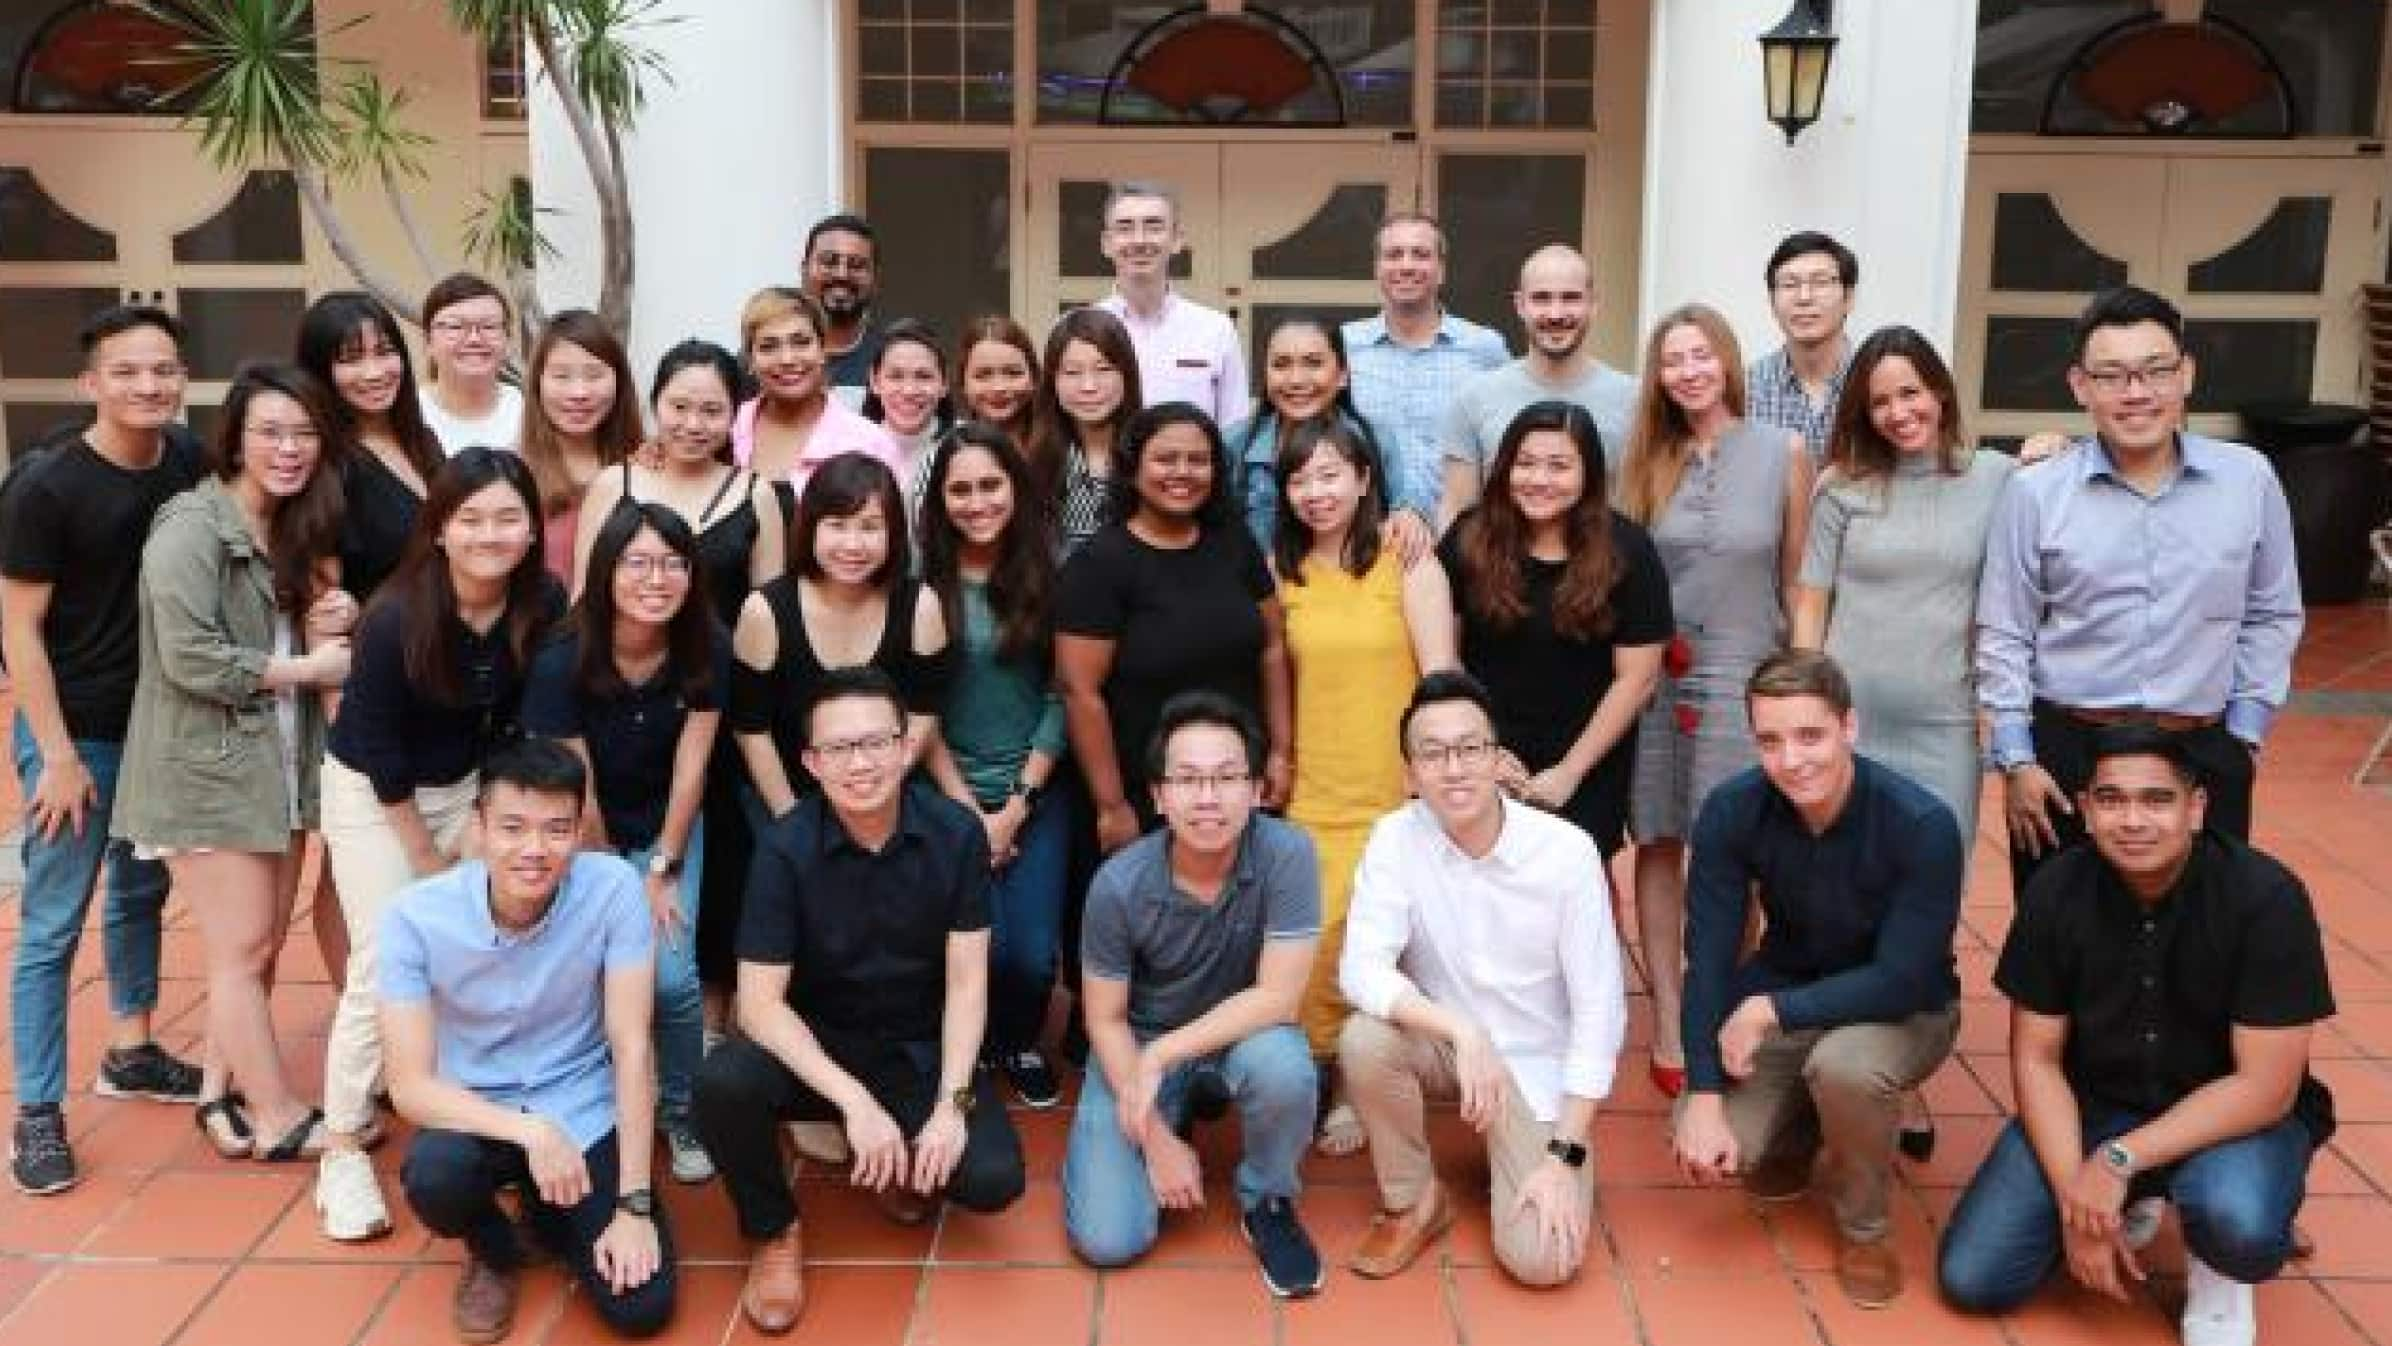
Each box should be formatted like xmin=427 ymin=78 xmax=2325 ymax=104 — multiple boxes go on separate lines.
xmin=1673 ymin=650 xmax=1964 ymax=1310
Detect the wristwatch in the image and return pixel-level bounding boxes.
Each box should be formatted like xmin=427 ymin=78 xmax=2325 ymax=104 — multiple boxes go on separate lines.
xmin=648 ymin=851 xmax=682 ymax=879
xmin=949 ymin=1086 xmax=978 ymax=1114
xmin=1009 ymin=779 xmax=1043 ymax=809
xmin=2097 ymin=1140 xmax=2137 ymax=1179
xmin=1545 ymin=1137 xmax=1589 ymax=1169
xmin=617 ymin=1188 xmax=656 ymax=1219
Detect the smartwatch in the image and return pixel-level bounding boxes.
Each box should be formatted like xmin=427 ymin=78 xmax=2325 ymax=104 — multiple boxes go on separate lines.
xmin=617 ymin=1188 xmax=657 ymax=1219
xmin=1545 ymin=1137 xmax=1589 ymax=1169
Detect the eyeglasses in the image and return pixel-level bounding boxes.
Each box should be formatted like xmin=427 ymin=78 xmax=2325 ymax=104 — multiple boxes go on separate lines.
xmin=1158 ymin=770 xmax=1253 ymax=796
xmin=1409 ymin=737 xmax=1497 ymax=769
xmin=1107 ymin=219 xmax=1174 ymax=240
xmin=245 ymin=424 xmax=323 ymax=449
xmin=809 ymin=730 xmax=905 ymax=764
xmin=430 ymin=319 xmax=507 ymax=339
xmin=2080 ymin=360 xmax=2184 ymax=395
xmin=615 ymin=554 xmax=692 ymax=579
xmin=1771 ymin=275 xmax=1845 ymax=297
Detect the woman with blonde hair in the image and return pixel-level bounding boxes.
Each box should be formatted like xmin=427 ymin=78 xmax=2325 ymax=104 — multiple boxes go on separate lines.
xmin=731 ymin=286 xmax=901 ymax=523
xmin=1616 ymin=303 xmax=1812 ymax=1099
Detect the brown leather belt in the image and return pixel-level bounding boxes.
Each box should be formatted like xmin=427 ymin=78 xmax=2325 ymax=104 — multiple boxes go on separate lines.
xmin=2057 ymin=705 xmax=2221 ymax=733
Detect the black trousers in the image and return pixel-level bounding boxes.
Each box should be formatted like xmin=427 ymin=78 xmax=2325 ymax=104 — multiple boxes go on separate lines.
xmin=693 ymin=1030 xmax=1026 ymax=1240
xmin=2005 ymin=701 xmax=2257 ymax=899
xmin=401 ymin=1127 xmax=677 ymax=1339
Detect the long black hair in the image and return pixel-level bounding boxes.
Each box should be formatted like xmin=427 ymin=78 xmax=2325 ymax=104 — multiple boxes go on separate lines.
xmin=295 ymin=291 xmax=443 ymax=483
xmin=1242 ymin=313 xmax=1391 ymax=481
xmin=1271 ymin=416 xmax=1389 ymax=584
xmin=382 ymin=447 xmax=554 ymax=703
xmin=918 ymin=422 xmax=1054 ymax=666
xmin=573 ymin=498 xmax=718 ymax=704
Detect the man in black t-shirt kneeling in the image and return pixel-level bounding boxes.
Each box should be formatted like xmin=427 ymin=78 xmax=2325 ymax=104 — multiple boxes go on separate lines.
xmin=1937 ymin=725 xmax=2335 ymax=1346
xmin=694 ymin=666 xmax=1023 ymax=1336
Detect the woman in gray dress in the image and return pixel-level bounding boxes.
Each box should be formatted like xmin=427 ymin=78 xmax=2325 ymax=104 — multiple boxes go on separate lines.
xmin=1791 ymin=326 xmax=2012 ymax=1160
xmin=1617 ymin=304 xmax=1813 ymax=1097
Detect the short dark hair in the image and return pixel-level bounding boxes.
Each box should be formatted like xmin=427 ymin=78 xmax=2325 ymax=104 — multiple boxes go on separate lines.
xmin=1145 ymin=691 xmax=1263 ymax=781
xmin=1746 ymin=648 xmax=1854 ymax=716
xmin=478 ymin=736 xmax=588 ymax=806
xmin=80 ymin=304 xmax=185 ymax=360
xmin=2086 ymin=723 xmax=2203 ymax=789
xmin=805 ymin=213 xmax=876 ymax=259
xmin=2073 ymin=285 xmax=2184 ymax=364
xmin=1765 ymin=231 xmax=1858 ymax=289
xmin=804 ymin=664 xmax=908 ymax=742
xmin=1397 ymin=670 xmax=1499 ymax=758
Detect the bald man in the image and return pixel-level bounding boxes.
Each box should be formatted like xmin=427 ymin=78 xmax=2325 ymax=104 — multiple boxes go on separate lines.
xmin=1437 ymin=245 xmax=1638 ymax=529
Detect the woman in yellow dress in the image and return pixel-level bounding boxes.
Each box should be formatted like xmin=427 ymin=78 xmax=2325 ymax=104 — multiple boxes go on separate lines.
xmin=1268 ymin=417 xmax=1456 ymax=1154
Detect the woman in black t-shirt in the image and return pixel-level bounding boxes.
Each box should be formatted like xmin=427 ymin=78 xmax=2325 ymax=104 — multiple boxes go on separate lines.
xmin=1056 ymin=403 xmax=1293 ymax=854
xmin=1439 ymin=399 xmax=1672 ymax=859
xmin=523 ymin=500 xmax=722 ymax=1183
xmin=299 ymin=292 xmax=444 ymax=607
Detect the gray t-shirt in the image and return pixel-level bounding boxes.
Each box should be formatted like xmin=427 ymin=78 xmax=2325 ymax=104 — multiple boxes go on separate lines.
xmin=1440 ymin=358 xmax=1639 ymax=481
xmin=1081 ymin=815 xmax=1321 ymax=1039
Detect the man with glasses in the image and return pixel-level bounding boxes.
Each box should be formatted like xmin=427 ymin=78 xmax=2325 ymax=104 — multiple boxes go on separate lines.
xmin=1939 ymin=726 xmax=2333 ymax=1346
xmin=1063 ymin=691 xmax=1324 ymax=1297
xmin=1094 ymin=182 xmax=1249 ymax=425
xmin=801 ymin=213 xmax=884 ymax=407
xmin=1977 ymin=285 xmax=2302 ymax=898
xmin=695 ymin=666 xmax=1024 ymax=1335
xmin=2 ymin=305 xmax=208 ymax=1195
xmin=1336 ymin=671 xmax=1624 ymax=1288
xmin=1747 ymin=231 xmax=1858 ymax=463
xmin=1671 ymin=651 xmax=1964 ymax=1309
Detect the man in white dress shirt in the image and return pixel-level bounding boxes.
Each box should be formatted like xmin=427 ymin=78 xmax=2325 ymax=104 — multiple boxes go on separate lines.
xmin=1336 ymin=671 xmax=1626 ymax=1287
xmin=1093 ymin=182 xmax=1249 ymax=425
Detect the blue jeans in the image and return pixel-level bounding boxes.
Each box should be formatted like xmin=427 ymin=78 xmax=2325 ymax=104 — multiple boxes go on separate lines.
xmin=1063 ymin=1022 xmax=1316 ymax=1267
xmin=10 ymin=717 xmax=169 ymax=1107
xmin=622 ymin=822 xmax=704 ymax=1127
xmin=1938 ymin=1110 xmax=2314 ymax=1314
xmin=985 ymin=794 xmax=1070 ymax=1054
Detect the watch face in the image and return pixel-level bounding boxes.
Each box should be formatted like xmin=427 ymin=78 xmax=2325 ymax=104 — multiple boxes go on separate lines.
xmin=619 ymin=1189 xmax=656 ymax=1217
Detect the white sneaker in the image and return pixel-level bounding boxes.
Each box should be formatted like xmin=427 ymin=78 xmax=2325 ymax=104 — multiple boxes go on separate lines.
xmin=790 ymin=1120 xmax=850 ymax=1167
xmin=2123 ymin=1196 xmax=2167 ymax=1252
xmin=315 ymin=1147 xmax=393 ymax=1242
xmin=666 ymin=1125 xmax=715 ymax=1185
xmin=2180 ymin=1252 xmax=2256 ymax=1346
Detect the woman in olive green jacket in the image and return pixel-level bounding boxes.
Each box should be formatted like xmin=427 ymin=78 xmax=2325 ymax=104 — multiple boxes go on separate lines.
xmin=115 ymin=363 xmax=355 ymax=1162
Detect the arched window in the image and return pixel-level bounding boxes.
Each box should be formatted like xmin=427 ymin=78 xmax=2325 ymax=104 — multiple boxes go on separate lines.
xmin=9 ymin=1 xmax=214 ymax=116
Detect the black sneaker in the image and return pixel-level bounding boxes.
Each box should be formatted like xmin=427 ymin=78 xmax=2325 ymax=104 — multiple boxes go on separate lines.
xmin=1241 ymin=1196 xmax=1324 ymax=1298
xmin=10 ymin=1107 xmax=77 ymax=1196
xmin=1000 ymin=1050 xmax=1063 ymax=1110
xmin=95 ymin=1042 xmax=204 ymax=1103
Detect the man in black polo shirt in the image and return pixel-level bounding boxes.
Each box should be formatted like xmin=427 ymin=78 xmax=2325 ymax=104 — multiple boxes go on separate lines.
xmin=694 ymin=666 xmax=1024 ymax=1336
xmin=1939 ymin=726 xmax=2333 ymax=1346
xmin=1673 ymin=650 xmax=1964 ymax=1309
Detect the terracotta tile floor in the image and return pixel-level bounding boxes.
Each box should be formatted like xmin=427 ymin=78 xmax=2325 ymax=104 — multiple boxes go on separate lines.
xmin=0 ymin=606 xmax=2388 ymax=1344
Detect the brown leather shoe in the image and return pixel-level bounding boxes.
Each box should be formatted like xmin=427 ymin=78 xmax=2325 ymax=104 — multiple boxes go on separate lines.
xmin=1835 ymin=1237 xmax=1903 ymax=1309
xmin=1348 ymin=1182 xmax=1455 ymax=1279
xmin=1742 ymin=1149 xmax=1812 ymax=1203
xmin=741 ymin=1225 xmax=807 ymax=1335
xmin=452 ymin=1254 xmax=518 ymax=1345
xmin=874 ymin=1184 xmax=938 ymax=1227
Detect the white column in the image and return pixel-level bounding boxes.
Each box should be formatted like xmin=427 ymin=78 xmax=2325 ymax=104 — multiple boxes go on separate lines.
xmin=1639 ymin=0 xmax=1978 ymax=358
xmin=530 ymin=0 xmax=845 ymax=380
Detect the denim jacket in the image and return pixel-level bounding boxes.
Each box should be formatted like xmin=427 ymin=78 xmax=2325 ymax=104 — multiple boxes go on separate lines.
xmin=114 ymin=478 xmax=323 ymax=849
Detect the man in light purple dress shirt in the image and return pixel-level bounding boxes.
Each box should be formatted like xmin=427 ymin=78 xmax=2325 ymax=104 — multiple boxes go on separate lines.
xmin=1976 ymin=285 xmax=2303 ymax=897
xmin=1094 ymin=182 xmax=1249 ymax=427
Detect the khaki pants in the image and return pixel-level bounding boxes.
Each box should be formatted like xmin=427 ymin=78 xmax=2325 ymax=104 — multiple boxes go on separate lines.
xmin=318 ymin=758 xmax=477 ymax=1135
xmin=1718 ymin=1003 xmax=1960 ymax=1243
xmin=1339 ymin=1013 xmax=1594 ymax=1287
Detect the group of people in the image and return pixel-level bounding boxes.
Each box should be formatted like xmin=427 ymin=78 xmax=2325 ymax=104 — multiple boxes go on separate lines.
xmin=0 ymin=181 xmax=2332 ymax=1346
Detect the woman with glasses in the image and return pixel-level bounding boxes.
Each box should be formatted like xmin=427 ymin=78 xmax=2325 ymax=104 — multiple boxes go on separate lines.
xmin=417 ymin=272 xmax=523 ymax=455
xmin=1270 ymin=416 xmax=1456 ymax=1154
xmin=1057 ymin=403 xmax=1293 ymax=855
xmin=1617 ymin=306 xmax=1812 ymax=1098
xmin=524 ymin=501 xmax=727 ymax=1184
xmin=117 ymin=364 xmax=354 ymax=1165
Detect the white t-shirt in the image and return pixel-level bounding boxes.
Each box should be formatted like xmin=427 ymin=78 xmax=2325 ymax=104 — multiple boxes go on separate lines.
xmin=419 ymin=382 xmax=525 ymax=456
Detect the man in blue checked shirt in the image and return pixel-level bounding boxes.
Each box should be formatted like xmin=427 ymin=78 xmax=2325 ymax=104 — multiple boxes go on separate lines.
xmin=1342 ymin=213 xmax=1510 ymax=523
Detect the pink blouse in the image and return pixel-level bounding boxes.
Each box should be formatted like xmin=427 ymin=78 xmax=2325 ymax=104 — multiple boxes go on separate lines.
xmin=731 ymin=397 xmax=903 ymax=496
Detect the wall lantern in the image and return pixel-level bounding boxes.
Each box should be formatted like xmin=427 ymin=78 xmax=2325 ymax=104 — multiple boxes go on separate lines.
xmin=1760 ymin=0 xmax=1837 ymax=144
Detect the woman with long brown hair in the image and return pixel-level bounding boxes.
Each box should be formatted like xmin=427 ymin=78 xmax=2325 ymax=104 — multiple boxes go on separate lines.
xmin=520 ymin=309 xmax=644 ymax=585
xmin=1029 ymin=307 xmax=1143 ymax=560
xmin=1617 ymin=304 xmax=1812 ymax=1098
xmin=956 ymin=315 xmax=1041 ymax=450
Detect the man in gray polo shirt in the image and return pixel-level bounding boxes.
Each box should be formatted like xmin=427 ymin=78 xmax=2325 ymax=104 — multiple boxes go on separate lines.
xmin=1437 ymin=244 xmax=1638 ymax=529
xmin=1063 ymin=692 xmax=1324 ymax=1298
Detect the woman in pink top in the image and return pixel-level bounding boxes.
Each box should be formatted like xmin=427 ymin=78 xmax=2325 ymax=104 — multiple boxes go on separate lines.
xmin=731 ymin=286 xmax=901 ymax=527
xmin=520 ymin=310 xmax=644 ymax=588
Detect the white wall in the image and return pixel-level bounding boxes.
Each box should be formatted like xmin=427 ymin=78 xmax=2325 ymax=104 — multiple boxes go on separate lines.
xmin=1640 ymin=0 xmax=1978 ymax=361
xmin=531 ymin=0 xmax=846 ymax=382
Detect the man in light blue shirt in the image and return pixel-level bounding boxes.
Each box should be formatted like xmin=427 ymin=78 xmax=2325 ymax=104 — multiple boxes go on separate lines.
xmin=381 ymin=738 xmax=675 ymax=1342
xmin=1343 ymin=213 xmax=1509 ymax=520
xmin=1976 ymin=285 xmax=2302 ymax=897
